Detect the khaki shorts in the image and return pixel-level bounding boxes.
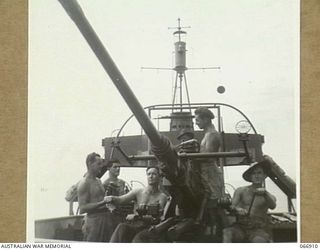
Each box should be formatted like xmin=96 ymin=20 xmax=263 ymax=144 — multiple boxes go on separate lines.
xmin=82 ymin=212 xmax=113 ymax=242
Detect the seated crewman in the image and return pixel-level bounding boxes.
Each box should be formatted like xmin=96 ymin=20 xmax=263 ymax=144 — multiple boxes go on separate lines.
xmin=106 ymin=166 xmax=169 ymax=243
xmin=223 ymin=161 xmax=276 ymax=243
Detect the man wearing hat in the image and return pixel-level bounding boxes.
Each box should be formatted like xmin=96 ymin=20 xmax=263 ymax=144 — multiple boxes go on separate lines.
xmin=194 ymin=107 xmax=225 ymax=237
xmin=223 ymin=161 xmax=277 ymax=243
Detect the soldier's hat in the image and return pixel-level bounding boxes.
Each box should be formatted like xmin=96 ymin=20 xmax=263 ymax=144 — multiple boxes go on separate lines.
xmin=242 ymin=161 xmax=269 ymax=182
xmin=177 ymin=129 xmax=194 ymax=140
xmin=194 ymin=107 xmax=215 ymax=119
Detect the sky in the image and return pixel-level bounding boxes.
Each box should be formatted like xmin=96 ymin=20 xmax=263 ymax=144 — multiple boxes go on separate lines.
xmin=27 ymin=0 xmax=299 ymax=240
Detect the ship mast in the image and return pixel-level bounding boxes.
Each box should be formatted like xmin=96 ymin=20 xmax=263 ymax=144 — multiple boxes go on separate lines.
xmin=169 ymin=18 xmax=191 ymax=112
xmin=142 ymin=18 xmax=220 ymax=132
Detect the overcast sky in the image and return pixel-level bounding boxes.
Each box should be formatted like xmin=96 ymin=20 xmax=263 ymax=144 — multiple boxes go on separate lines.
xmin=27 ymin=0 xmax=299 ymax=239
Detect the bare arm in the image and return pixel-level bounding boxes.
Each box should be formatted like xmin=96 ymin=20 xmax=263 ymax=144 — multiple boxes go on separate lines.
xmin=157 ymin=193 xmax=169 ymax=214
xmin=159 ymin=195 xmax=170 ymax=221
xmin=108 ymin=188 xmax=140 ymax=205
xmin=231 ymin=187 xmax=247 ymax=215
xmin=77 ymin=180 xmax=107 ymax=214
xmin=265 ymin=191 xmax=277 ymax=210
xmin=254 ymin=187 xmax=277 ymax=210
xmin=159 ymin=194 xmax=169 ymax=210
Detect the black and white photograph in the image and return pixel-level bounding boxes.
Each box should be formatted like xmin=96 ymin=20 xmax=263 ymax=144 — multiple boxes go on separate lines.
xmin=27 ymin=0 xmax=299 ymax=243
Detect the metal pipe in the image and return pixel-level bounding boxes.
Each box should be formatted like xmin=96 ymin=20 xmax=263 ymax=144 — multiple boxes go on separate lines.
xmin=127 ymin=151 xmax=247 ymax=161
xmin=146 ymin=102 xmax=258 ymax=134
xmin=179 ymin=152 xmax=247 ymax=159
xmin=183 ymin=72 xmax=192 ymax=112
xmin=172 ymin=73 xmax=178 ymax=108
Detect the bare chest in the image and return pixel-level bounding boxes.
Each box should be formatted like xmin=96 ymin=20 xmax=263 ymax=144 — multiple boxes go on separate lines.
xmin=89 ymin=180 xmax=105 ymax=201
xmin=200 ymin=134 xmax=210 ymax=152
xmin=137 ymin=192 xmax=162 ymax=206
xmin=240 ymin=190 xmax=268 ymax=210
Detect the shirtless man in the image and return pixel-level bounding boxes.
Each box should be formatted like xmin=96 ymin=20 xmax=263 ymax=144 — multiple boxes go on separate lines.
xmin=195 ymin=107 xmax=221 ymax=155
xmin=223 ymin=161 xmax=276 ymax=243
xmin=194 ymin=108 xmax=224 ymax=214
xmin=77 ymin=152 xmax=111 ymax=242
xmin=194 ymin=107 xmax=228 ymax=240
xmin=107 ymin=166 xmax=168 ymax=242
xmin=194 ymin=107 xmax=223 ymax=200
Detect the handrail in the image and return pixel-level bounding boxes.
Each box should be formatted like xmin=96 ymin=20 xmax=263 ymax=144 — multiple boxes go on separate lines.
xmin=114 ymin=102 xmax=258 ymax=139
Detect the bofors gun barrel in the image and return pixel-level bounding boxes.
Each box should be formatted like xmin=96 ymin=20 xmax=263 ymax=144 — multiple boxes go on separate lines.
xmin=57 ymin=0 xmax=178 ymax=178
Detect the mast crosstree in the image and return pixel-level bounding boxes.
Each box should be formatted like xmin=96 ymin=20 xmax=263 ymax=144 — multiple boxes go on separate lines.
xmin=142 ymin=18 xmax=220 ymax=131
